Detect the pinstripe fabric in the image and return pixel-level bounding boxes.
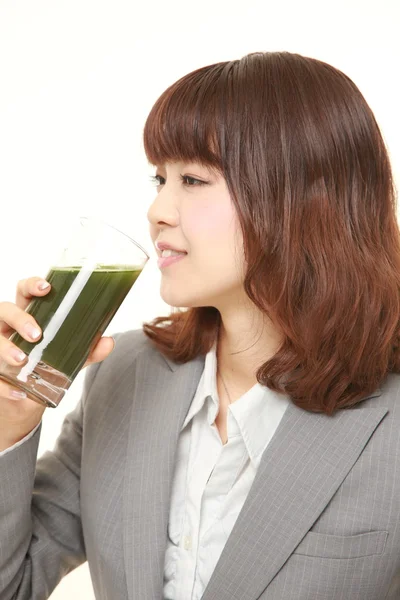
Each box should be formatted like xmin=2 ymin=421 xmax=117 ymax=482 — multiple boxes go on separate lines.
xmin=0 ymin=328 xmax=400 ymax=599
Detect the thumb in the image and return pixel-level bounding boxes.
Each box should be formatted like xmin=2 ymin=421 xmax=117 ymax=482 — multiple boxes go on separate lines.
xmin=84 ymin=336 xmax=115 ymax=368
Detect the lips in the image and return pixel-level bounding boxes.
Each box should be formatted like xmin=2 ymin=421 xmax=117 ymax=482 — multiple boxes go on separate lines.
xmin=157 ymin=252 xmax=187 ymax=269
xmin=155 ymin=241 xmax=188 ymax=256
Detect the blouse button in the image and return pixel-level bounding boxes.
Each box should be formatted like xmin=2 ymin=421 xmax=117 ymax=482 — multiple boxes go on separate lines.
xmin=183 ymin=535 xmax=192 ymax=550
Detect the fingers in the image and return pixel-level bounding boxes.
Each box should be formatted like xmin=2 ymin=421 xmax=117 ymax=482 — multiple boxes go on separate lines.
xmin=0 ymin=301 xmax=43 ymax=340
xmin=15 ymin=276 xmax=51 ymax=310
xmin=0 ymin=333 xmax=29 ymax=366
xmin=1 ymin=275 xmax=113 ymax=377
xmin=0 ymin=277 xmax=51 ymax=338
xmin=0 ymin=379 xmax=28 ymax=401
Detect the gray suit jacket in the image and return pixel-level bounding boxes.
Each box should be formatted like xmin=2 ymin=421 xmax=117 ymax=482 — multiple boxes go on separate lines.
xmin=1 ymin=328 xmax=400 ymax=599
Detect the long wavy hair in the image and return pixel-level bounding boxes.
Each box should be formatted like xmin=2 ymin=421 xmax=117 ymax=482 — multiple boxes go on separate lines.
xmin=141 ymin=51 xmax=400 ymax=415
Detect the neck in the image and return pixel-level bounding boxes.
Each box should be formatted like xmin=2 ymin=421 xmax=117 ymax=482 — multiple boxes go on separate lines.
xmin=216 ymin=300 xmax=283 ymax=393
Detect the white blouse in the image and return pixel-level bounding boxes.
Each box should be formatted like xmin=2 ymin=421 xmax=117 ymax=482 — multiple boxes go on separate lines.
xmin=163 ymin=342 xmax=290 ymax=599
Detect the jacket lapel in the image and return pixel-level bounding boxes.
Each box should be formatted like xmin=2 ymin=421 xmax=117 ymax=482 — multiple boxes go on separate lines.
xmin=201 ymin=390 xmax=387 ymax=600
xmin=122 ymin=348 xmax=205 ymax=600
xmin=122 ymin=346 xmax=387 ymax=600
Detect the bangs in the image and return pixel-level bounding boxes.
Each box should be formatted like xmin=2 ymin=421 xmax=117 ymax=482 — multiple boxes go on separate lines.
xmin=143 ymin=62 xmax=233 ymax=172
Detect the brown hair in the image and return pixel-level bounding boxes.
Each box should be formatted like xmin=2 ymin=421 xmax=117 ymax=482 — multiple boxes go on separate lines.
xmin=142 ymin=51 xmax=400 ymax=415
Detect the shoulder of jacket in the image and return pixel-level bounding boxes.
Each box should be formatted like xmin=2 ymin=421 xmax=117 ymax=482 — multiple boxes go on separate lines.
xmin=358 ymin=372 xmax=400 ymax=421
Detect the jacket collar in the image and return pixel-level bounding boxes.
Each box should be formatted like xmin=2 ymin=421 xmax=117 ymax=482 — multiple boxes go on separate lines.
xmin=123 ymin=348 xmax=385 ymax=599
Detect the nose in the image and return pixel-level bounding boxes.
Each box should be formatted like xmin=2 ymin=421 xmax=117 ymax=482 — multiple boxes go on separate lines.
xmin=147 ymin=188 xmax=180 ymax=229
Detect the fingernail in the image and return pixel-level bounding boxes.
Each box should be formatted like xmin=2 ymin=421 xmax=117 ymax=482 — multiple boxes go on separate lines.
xmin=10 ymin=390 xmax=27 ymax=399
xmin=11 ymin=348 xmax=27 ymax=362
xmin=38 ymin=280 xmax=50 ymax=290
xmin=24 ymin=323 xmax=41 ymax=339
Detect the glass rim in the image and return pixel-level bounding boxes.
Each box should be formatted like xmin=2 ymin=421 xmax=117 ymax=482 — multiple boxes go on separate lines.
xmin=80 ymin=216 xmax=150 ymax=261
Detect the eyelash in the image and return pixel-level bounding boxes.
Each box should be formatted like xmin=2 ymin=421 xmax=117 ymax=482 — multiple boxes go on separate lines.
xmin=149 ymin=174 xmax=208 ymax=187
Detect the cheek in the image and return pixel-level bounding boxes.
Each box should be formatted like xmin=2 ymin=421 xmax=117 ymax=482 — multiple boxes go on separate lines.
xmin=183 ymin=202 xmax=244 ymax=277
xmin=183 ymin=201 xmax=235 ymax=242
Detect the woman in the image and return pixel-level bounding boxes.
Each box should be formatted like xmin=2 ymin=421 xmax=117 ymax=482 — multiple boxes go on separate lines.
xmin=0 ymin=51 xmax=400 ymax=599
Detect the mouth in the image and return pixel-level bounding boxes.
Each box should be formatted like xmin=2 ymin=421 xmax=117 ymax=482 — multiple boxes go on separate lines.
xmin=155 ymin=240 xmax=188 ymax=254
xmin=157 ymin=252 xmax=187 ymax=269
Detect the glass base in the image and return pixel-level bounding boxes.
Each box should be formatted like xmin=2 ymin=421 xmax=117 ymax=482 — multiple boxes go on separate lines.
xmin=0 ymin=360 xmax=72 ymax=408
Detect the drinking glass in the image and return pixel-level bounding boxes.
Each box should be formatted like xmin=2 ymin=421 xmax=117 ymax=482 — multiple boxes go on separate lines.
xmin=0 ymin=216 xmax=149 ymax=408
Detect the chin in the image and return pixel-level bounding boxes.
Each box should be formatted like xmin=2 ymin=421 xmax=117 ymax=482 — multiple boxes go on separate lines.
xmin=159 ymin=286 xmax=211 ymax=310
xmin=159 ymin=278 xmax=236 ymax=310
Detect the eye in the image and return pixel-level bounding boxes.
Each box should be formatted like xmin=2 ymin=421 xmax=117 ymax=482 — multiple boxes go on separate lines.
xmin=149 ymin=174 xmax=208 ymax=188
xmin=149 ymin=174 xmax=166 ymax=186
xmin=180 ymin=175 xmax=207 ymax=186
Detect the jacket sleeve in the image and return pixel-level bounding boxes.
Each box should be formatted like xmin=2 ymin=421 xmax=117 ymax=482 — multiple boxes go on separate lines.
xmin=0 ymin=359 xmax=102 ymax=600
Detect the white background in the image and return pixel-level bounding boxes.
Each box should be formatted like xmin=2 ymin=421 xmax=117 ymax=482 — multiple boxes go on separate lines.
xmin=0 ymin=0 xmax=399 ymax=597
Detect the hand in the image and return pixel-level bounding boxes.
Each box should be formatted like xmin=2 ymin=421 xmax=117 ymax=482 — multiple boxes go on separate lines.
xmin=0 ymin=276 xmax=115 ymax=449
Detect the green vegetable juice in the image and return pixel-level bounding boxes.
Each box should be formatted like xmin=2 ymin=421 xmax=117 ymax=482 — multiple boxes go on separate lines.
xmin=10 ymin=265 xmax=142 ymax=380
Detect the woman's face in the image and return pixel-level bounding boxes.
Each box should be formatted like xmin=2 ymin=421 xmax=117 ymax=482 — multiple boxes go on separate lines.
xmin=147 ymin=161 xmax=246 ymax=309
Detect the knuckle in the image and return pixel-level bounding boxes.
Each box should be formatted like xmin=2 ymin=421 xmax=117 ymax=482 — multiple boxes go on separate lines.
xmin=0 ymin=339 xmax=12 ymax=359
xmin=0 ymin=301 xmax=18 ymax=322
xmin=17 ymin=276 xmax=42 ymax=298
xmin=0 ymin=303 xmax=21 ymax=339
xmin=16 ymin=277 xmax=28 ymax=292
